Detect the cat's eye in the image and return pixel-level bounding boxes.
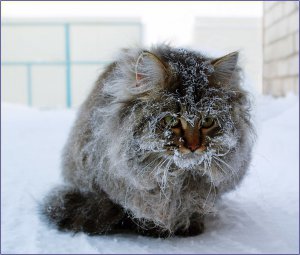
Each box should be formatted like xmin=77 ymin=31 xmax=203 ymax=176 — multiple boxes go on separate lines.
xmin=164 ymin=115 xmax=179 ymax=127
xmin=202 ymin=117 xmax=214 ymax=128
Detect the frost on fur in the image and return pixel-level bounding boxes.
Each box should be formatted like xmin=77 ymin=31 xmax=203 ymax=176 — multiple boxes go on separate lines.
xmin=43 ymin=45 xmax=255 ymax=236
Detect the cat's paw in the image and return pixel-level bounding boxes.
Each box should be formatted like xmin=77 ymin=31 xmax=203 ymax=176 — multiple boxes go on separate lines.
xmin=174 ymin=221 xmax=205 ymax=237
xmin=115 ymin=214 xmax=171 ymax=238
xmin=41 ymin=186 xmax=124 ymax=235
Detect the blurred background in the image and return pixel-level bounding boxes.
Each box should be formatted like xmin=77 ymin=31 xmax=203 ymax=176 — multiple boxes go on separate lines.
xmin=1 ymin=1 xmax=299 ymax=108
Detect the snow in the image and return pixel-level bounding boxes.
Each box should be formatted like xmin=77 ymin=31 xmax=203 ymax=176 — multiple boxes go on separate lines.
xmin=1 ymin=94 xmax=299 ymax=254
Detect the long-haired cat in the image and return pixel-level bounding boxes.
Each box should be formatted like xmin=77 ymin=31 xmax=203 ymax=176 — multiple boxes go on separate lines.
xmin=42 ymin=45 xmax=254 ymax=237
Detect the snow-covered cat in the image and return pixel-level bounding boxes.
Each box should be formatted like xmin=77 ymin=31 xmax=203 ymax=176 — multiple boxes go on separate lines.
xmin=42 ymin=45 xmax=255 ymax=237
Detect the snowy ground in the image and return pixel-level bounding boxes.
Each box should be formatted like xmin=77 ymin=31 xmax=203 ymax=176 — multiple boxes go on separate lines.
xmin=1 ymin=94 xmax=299 ymax=254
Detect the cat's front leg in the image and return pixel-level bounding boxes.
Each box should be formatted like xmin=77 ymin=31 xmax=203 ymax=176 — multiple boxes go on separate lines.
xmin=174 ymin=213 xmax=205 ymax=237
xmin=41 ymin=186 xmax=125 ymax=235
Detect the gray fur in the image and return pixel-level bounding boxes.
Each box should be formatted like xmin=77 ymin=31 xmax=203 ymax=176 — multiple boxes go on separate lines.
xmin=43 ymin=45 xmax=255 ymax=236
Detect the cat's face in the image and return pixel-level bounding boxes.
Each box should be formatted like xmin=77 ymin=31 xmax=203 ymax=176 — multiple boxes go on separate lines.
xmin=158 ymin=110 xmax=224 ymax=159
xmin=162 ymin=113 xmax=219 ymax=155
xmin=130 ymin=91 xmax=238 ymax=170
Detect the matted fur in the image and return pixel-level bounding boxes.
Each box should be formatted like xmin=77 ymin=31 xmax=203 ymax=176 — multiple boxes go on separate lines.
xmin=42 ymin=45 xmax=255 ymax=236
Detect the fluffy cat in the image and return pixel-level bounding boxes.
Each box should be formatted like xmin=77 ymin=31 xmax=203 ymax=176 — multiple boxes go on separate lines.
xmin=42 ymin=45 xmax=255 ymax=237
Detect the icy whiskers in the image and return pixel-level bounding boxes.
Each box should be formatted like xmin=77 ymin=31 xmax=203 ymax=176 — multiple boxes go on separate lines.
xmin=42 ymin=45 xmax=255 ymax=237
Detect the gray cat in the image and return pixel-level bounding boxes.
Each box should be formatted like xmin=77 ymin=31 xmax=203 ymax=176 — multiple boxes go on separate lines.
xmin=42 ymin=45 xmax=255 ymax=237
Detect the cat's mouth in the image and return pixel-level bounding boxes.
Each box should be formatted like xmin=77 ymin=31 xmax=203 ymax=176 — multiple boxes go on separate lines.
xmin=164 ymin=144 xmax=207 ymax=156
xmin=172 ymin=152 xmax=206 ymax=169
xmin=164 ymin=148 xmax=207 ymax=169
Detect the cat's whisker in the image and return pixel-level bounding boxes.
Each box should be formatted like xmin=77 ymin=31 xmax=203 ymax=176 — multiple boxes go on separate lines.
xmin=138 ymin=157 xmax=165 ymax=183
xmin=202 ymin=162 xmax=217 ymax=214
xmin=213 ymin=156 xmax=239 ymax=187
xmin=152 ymin=156 xmax=168 ymax=173
xmin=212 ymin=156 xmax=229 ymax=178
xmin=138 ymin=155 xmax=164 ymax=174
xmin=158 ymin=158 xmax=172 ymax=190
xmin=213 ymin=156 xmax=237 ymax=177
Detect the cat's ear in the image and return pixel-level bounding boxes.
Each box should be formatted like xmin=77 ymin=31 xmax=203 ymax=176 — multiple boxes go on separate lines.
xmin=210 ymin=51 xmax=239 ymax=86
xmin=133 ymin=51 xmax=169 ymax=91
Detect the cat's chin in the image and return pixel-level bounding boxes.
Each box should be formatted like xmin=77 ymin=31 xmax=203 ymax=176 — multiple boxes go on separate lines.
xmin=169 ymin=151 xmax=206 ymax=169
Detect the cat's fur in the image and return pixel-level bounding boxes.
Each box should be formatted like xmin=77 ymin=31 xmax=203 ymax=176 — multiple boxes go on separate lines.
xmin=42 ymin=45 xmax=255 ymax=237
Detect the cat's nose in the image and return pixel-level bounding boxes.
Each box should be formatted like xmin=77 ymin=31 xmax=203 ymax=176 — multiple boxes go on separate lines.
xmin=187 ymin=143 xmax=200 ymax=152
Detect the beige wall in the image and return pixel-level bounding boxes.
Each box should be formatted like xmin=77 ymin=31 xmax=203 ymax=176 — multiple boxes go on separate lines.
xmin=263 ymin=1 xmax=299 ymax=96
xmin=193 ymin=17 xmax=262 ymax=93
xmin=2 ymin=18 xmax=142 ymax=108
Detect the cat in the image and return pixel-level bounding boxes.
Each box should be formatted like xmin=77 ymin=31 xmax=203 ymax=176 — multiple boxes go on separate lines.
xmin=42 ymin=45 xmax=255 ymax=238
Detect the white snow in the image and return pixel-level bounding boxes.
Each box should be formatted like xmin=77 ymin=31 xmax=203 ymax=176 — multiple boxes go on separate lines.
xmin=1 ymin=94 xmax=299 ymax=254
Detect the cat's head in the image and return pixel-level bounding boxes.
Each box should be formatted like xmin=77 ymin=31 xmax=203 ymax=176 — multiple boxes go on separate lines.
xmin=103 ymin=45 xmax=252 ymax=174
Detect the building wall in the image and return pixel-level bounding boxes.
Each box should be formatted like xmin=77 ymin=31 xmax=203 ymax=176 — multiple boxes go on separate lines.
xmin=193 ymin=17 xmax=262 ymax=94
xmin=2 ymin=18 xmax=142 ymax=108
xmin=263 ymin=1 xmax=299 ymax=96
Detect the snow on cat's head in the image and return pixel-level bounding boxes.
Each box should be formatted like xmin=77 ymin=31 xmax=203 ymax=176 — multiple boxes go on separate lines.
xmin=103 ymin=45 xmax=252 ymax=180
